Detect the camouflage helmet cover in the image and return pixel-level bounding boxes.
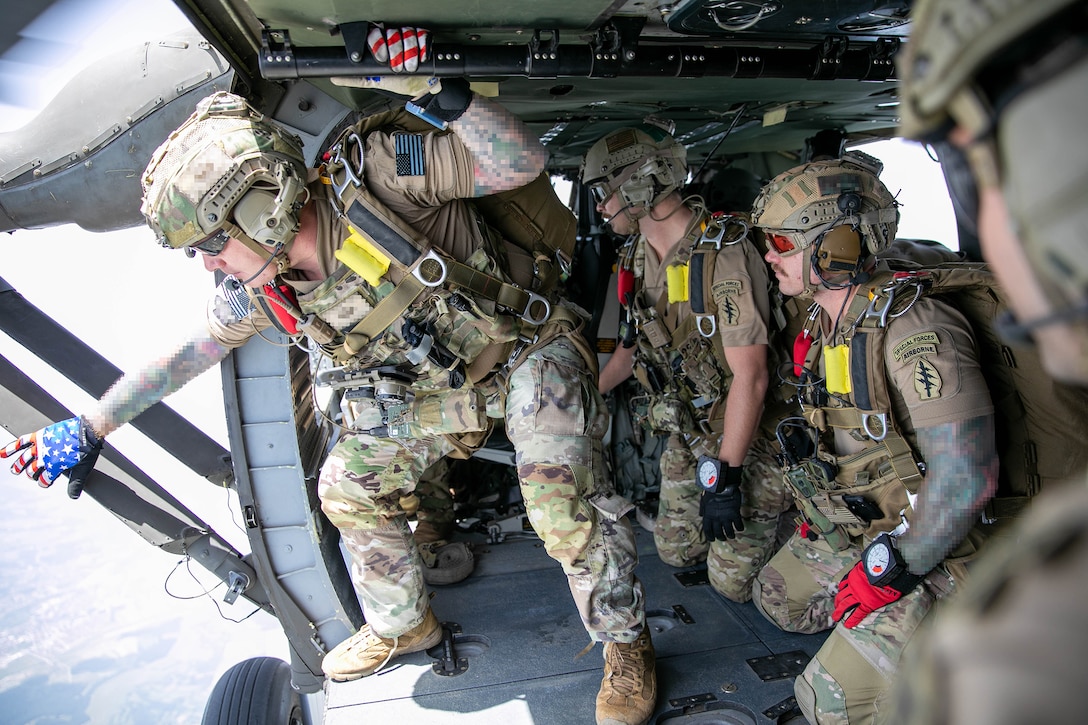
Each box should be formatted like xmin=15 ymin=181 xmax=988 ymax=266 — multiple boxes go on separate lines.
xmin=582 ymin=123 xmax=688 ymax=209
xmin=897 ymin=0 xmax=1078 ymax=139
xmin=141 ymin=91 xmax=307 ymax=250
xmin=751 ymin=150 xmax=899 ymax=256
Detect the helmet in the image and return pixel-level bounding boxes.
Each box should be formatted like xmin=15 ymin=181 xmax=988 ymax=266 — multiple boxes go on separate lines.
xmin=752 ymin=151 xmax=899 ymax=291
xmin=899 ymin=0 xmax=1088 ymax=377
xmin=582 ymin=123 xmax=687 ymax=213
xmin=897 ymin=0 xmax=1078 ymax=140
xmin=141 ymin=91 xmax=308 ymax=257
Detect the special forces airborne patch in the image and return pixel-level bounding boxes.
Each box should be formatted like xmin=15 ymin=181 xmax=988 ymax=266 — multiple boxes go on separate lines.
xmin=893 ymin=331 xmax=943 ymax=400
xmin=711 ymin=279 xmax=744 ymax=326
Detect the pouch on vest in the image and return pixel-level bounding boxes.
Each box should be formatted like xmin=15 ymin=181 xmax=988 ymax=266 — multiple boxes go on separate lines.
xmin=387 ymin=387 xmax=489 ymax=439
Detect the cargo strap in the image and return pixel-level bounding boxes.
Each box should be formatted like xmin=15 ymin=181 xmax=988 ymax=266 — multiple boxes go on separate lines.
xmin=802 ymin=405 xmax=924 ymax=491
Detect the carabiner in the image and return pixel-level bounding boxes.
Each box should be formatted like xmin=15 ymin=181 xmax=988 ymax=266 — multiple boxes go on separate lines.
xmin=328 ymin=132 xmax=364 ymax=198
xmin=864 ymin=286 xmax=897 ymax=328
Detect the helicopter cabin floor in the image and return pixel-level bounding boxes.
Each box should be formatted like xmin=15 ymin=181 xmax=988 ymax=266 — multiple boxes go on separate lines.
xmin=320 ymin=523 xmax=828 ymax=724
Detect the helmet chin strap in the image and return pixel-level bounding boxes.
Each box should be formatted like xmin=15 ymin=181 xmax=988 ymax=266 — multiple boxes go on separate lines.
xmin=797 ymin=252 xmax=819 ymax=300
xmin=223 ymin=221 xmax=293 ymax=285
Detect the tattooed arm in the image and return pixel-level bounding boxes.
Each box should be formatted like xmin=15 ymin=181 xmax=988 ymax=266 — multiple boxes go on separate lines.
xmin=897 ymin=414 xmax=999 ymax=574
xmin=84 ymin=325 xmax=231 ymax=439
xmin=449 ymin=94 xmax=548 ymax=195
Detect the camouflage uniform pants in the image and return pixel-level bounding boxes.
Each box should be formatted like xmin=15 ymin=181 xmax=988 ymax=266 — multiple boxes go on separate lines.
xmin=413 ymin=457 xmax=455 ymax=537
xmin=655 ymin=435 xmax=792 ymax=602
xmin=319 ymin=334 xmax=645 ymax=642
xmin=753 ymin=531 xmax=938 ymax=724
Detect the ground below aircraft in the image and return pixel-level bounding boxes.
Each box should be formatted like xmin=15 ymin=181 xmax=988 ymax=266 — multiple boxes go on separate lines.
xmin=0 ymin=2 xmax=944 ymax=723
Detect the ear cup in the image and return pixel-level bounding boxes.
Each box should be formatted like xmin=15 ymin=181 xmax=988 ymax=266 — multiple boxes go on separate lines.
xmin=814 ymin=224 xmax=863 ymax=274
xmin=233 ymin=189 xmax=284 ymax=245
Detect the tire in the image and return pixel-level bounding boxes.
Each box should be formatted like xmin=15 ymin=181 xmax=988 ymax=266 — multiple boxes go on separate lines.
xmin=202 ymin=657 xmax=303 ymax=725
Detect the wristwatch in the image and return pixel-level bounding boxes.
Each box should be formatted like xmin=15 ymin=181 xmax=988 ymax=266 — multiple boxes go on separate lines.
xmin=696 ymin=456 xmax=743 ymax=494
xmin=862 ymin=533 xmax=923 ymax=591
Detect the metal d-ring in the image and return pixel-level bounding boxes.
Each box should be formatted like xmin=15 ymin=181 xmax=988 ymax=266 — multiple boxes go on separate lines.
xmin=862 ymin=412 xmax=888 ymax=441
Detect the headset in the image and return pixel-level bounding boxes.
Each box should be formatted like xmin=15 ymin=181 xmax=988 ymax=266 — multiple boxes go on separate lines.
xmin=810 ymin=191 xmax=866 ymax=286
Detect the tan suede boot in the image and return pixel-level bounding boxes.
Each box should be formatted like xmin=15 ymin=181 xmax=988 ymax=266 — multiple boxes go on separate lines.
xmin=595 ymin=628 xmax=657 ymax=725
xmin=322 ymin=607 xmax=443 ymax=681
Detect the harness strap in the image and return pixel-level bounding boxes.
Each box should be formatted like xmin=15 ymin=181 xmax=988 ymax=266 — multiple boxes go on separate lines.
xmin=329 ymin=158 xmax=553 ymax=365
xmin=341 ymin=273 xmax=426 ymax=359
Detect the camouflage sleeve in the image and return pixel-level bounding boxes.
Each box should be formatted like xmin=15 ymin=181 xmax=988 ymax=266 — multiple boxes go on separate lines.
xmin=448 ymin=93 xmax=548 ymax=196
xmin=898 ymin=414 xmax=999 ymax=574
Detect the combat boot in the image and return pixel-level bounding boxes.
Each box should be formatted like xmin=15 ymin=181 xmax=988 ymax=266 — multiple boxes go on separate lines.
xmin=595 ymin=627 xmax=657 ymax=725
xmin=322 ymin=607 xmax=443 ymax=681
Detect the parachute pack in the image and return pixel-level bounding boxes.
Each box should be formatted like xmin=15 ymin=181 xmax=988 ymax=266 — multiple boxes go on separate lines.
xmin=344 ymin=106 xmax=576 ymax=297
xmin=850 ymin=249 xmax=1088 ymax=523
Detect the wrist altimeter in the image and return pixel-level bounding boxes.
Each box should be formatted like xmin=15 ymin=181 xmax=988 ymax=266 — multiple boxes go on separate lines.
xmin=696 ymin=456 xmax=743 ymax=494
xmin=863 ymin=533 xmax=923 ymax=592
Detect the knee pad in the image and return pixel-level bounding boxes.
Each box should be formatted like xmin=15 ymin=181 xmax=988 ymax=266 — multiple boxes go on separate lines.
xmin=795 ymin=672 xmax=819 ymax=724
xmin=751 ymin=569 xmax=793 ymax=629
xmin=751 ymin=575 xmax=782 ymax=626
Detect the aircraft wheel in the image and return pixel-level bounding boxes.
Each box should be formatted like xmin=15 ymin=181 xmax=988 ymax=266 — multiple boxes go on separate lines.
xmin=202 ymin=656 xmax=303 ymax=725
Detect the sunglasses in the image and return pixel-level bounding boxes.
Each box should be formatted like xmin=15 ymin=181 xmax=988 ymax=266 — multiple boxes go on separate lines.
xmin=190 ymin=229 xmax=230 ymax=256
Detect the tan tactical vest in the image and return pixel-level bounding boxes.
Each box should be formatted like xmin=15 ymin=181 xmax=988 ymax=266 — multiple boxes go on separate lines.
xmin=623 ymin=213 xmax=753 ymax=440
xmin=285 ymin=111 xmax=589 ymax=455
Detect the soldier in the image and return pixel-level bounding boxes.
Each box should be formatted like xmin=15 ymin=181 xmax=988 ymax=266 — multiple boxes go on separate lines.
xmin=749 ymin=151 xmax=999 ymax=723
xmin=0 ymin=29 xmax=656 ymax=725
xmin=885 ymin=0 xmax=1088 ymax=722
xmin=584 ymin=123 xmax=793 ymax=602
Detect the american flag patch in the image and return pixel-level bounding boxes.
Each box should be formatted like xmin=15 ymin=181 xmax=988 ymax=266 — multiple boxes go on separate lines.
xmin=395 ymin=133 xmax=425 ymax=176
xmin=222 ymin=276 xmax=253 ymax=321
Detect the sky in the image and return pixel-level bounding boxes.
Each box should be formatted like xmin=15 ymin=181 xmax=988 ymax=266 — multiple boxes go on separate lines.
xmin=0 ymin=1 xmax=290 ymax=723
xmin=0 ymin=1 xmax=958 ymax=722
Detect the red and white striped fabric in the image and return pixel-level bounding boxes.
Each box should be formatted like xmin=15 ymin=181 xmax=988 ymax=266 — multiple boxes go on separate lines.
xmin=366 ymin=23 xmax=430 ymax=73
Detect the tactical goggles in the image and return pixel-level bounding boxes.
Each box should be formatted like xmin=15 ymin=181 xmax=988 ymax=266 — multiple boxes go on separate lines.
xmin=587 ymin=158 xmax=655 ymax=206
xmin=588 ymin=178 xmax=616 ymax=205
xmin=190 ymin=229 xmax=230 ymax=256
xmin=760 ymin=227 xmax=828 ymax=257
xmin=763 ymin=231 xmax=803 ymax=256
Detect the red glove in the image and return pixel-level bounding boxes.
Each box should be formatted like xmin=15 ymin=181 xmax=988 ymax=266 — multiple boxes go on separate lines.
xmin=833 ymin=533 xmax=922 ymax=629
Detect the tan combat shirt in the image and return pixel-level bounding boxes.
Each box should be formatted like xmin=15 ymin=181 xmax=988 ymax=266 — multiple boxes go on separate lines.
xmin=641 ymin=219 xmax=772 ymax=349
xmin=206 ymin=124 xmax=490 ymax=348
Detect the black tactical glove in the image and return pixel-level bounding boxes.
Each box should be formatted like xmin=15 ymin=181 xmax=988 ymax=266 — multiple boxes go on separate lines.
xmin=696 ymin=457 xmax=745 ymax=541
xmin=700 ymin=485 xmax=745 ymax=541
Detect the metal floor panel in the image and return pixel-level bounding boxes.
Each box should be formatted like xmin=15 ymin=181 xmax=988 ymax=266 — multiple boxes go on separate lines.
xmin=322 ymin=526 xmax=829 ymax=724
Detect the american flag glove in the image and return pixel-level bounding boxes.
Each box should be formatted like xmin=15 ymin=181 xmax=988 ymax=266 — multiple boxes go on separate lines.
xmin=1 ymin=416 xmax=102 ymax=489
